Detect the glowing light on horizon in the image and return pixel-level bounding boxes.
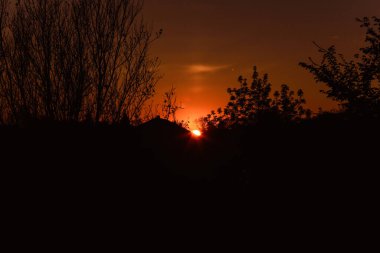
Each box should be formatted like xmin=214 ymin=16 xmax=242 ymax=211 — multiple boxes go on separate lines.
xmin=192 ymin=130 xmax=202 ymax=137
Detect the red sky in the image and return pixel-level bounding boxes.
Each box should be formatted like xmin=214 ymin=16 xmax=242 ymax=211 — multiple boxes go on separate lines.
xmin=143 ymin=0 xmax=379 ymax=129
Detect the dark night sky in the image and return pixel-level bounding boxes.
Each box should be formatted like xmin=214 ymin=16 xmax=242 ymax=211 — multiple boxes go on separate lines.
xmin=144 ymin=0 xmax=379 ymax=129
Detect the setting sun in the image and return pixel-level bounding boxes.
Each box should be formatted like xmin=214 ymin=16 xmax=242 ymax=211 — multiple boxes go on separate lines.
xmin=192 ymin=130 xmax=202 ymax=137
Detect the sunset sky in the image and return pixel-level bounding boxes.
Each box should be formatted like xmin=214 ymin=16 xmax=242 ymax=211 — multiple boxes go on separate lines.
xmin=143 ymin=0 xmax=379 ymax=128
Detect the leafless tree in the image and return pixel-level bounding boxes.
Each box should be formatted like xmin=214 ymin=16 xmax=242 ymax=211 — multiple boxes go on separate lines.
xmin=161 ymin=86 xmax=183 ymax=122
xmin=0 ymin=0 xmax=160 ymax=125
xmin=0 ymin=0 xmax=9 ymax=124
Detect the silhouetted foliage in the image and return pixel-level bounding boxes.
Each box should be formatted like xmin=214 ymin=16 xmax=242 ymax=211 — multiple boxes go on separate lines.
xmin=0 ymin=0 xmax=161 ymax=125
xmin=161 ymin=86 xmax=183 ymax=122
xmin=204 ymin=66 xmax=310 ymax=129
xmin=0 ymin=2 xmax=379 ymax=213
xmin=139 ymin=86 xmax=189 ymax=129
xmin=300 ymin=16 xmax=380 ymax=118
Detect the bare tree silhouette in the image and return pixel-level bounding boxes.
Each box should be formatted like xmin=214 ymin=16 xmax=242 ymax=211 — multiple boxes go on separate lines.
xmin=0 ymin=0 xmax=9 ymax=124
xmin=300 ymin=17 xmax=380 ymax=118
xmin=0 ymin=0 xmax=161 ymax=125
xmin=161 ymin=86 xmax=183 ymax=122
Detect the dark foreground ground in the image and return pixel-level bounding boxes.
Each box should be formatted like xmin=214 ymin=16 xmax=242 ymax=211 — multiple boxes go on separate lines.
xmin=1 ymin=118 xmax=378 ymax=249
xmin=1 ymin=118 xmax=378 ymax=197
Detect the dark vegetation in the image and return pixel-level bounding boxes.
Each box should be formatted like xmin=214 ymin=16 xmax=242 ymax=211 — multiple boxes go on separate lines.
xmin=0 ymin=0 xmax=160 ymax=125
xmin=0 ymin=0 xmax=378 ymax=212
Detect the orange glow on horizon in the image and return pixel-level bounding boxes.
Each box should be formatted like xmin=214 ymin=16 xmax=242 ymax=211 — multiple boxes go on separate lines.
xmin=192 ymin=130 xmax=202 ymax=137
xmin=143 ymin=0 xmax=372 ymax=122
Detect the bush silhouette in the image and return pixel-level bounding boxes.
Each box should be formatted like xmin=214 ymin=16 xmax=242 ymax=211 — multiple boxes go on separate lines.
xmin=204 ymin=66 xmax=310 ymax=129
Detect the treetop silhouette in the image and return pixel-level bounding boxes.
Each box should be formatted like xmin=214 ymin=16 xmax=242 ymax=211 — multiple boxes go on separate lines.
xmin=204 ymin=66 xmax=310 ymax=129
xmin=300 ymin=16 xmax=380 ymax=118
xmin=0 ymin=0 xmax=161 ymax=125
